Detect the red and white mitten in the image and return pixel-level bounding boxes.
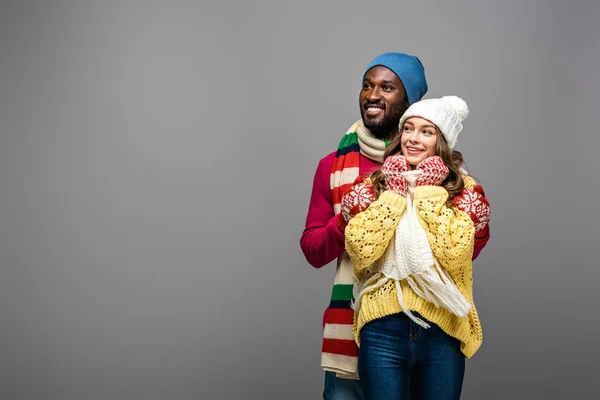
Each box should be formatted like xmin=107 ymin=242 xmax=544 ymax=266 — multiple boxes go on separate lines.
xmin=453 ymin=185 xmax=490 ymax=233
xmin=381 ymin=154 xmax=411 ymax=196
xmin=415 ymin=156 xmax=449 ymax=187
xmin=340 ymin=178 xmax=376 ymax=223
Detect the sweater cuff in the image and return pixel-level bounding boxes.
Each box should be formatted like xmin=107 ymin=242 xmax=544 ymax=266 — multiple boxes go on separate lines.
xmin=335 ymin=213 xmax=348 ymax=233
xmin=328 ymin=214 xmax=346 ymax=244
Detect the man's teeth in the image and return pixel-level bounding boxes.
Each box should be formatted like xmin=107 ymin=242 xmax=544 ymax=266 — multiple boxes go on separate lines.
xmin=368 ymin=107 xmax=382 ymax=111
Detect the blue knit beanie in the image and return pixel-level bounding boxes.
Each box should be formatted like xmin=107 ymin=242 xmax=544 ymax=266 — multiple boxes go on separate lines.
xmin=364 ymin=53 xmax=428 ymax=105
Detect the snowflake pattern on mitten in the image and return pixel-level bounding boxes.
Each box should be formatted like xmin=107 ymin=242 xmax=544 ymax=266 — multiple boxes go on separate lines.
xmin=341 ymin=180 xmax=377 ymax=222
xmin=453 ymin=185 xmax=490 ymax=233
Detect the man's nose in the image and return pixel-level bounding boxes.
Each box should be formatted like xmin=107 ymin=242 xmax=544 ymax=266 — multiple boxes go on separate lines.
xmin=367 ymin=87 xmax=381 ymax=101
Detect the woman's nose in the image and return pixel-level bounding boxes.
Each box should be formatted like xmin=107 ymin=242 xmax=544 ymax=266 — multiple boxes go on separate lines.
xmin=408 ymin=133 xmax=420 ymax=143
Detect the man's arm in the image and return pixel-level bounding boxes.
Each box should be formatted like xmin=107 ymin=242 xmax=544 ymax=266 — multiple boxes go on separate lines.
xmin=300 ymin=153 xmax=346 ymax=268
xmin=472 ymin=224 xmax=490 ymax=260
xmin=460 ymin=176 xmax=491 ymax=260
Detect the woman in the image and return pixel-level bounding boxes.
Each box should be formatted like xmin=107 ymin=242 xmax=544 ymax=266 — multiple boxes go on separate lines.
xmin=339 ymin=96 xmax=490 ymax=399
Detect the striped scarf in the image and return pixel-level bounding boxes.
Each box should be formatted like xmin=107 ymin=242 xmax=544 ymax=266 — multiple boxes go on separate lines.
xmin=321 ymin=120 xmax=387 ymax=379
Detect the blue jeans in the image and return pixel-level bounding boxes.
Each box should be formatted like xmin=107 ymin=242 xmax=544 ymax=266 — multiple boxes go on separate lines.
xmin=323 ymin=371 xmax=364 ymax=400
xmin=358 ymin=313 xmax=465 ymax=400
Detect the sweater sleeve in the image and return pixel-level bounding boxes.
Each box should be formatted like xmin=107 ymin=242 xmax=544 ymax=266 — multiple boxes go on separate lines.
xmin=466 ymin=177 xmax=490 ymax=260
xmin=412 ymin=186 xmax=475 ymax=275
xmin=460 ymin=176 xmax=490 ymax=260
xmin=472 ymin=224 xmax=490 ymax=260
xmin=345 ymin=191 xmax=407 ymax=273
xmin=300 ymin=153 xmax=346 ymax=268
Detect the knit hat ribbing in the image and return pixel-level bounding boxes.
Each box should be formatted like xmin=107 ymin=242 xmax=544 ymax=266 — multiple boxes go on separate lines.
xmin=364 ymin=53 xmax=428 ymax=105
xmin=398 ymin=96 xmax=469 ymax=149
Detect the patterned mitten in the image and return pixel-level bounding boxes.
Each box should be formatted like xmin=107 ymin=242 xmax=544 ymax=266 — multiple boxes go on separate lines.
xmin=453 ymin=185 xmax=490 ymax=233
xmin=381 ymin=154 xmax=411 ymax=196
xmin=415 ymin=156 xmax=449 ymax=186
xmin=340 ymin=176 xmax=376 ymax=223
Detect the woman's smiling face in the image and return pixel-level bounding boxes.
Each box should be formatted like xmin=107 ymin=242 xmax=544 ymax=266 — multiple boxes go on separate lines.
xmin=400 ymin=117 xmax=439 ymax=167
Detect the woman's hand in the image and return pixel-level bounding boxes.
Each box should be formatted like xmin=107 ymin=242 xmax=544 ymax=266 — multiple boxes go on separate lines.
xmin=381 ymin=154 xmax=411 ymax=196
xmin=415 ymin=156 xmax=449 ymax=186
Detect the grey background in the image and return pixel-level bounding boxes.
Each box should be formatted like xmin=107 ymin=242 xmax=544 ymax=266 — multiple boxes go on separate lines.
xmin=1 ymin=0 xmax=599 ymax=399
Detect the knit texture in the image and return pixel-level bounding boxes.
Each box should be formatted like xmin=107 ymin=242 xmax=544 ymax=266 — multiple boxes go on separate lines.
xmin=322 ymin=120 xmax=387 ymax=379
xmin=399 ymin=96 xmax=469 ymax=149
xmin=346 ymin=176 xmax=485 ymax=359
xmin=340 ymin=177 xmax=377 ymax=224
xmin=352 ymin=169 xmax=472 ymax=329
xmin=300 ymin=151 xmax=380 ymax=269
xmin=453 ymin=184 xmax=490 ymax=232
xmin=364 ymin=53 xmax=428 ymax=105
xmin=380 ymin=155 xmax=410 ymax=195
xmin=415 ymin=156 xmax=449 ymax=187
xmin=301 ymin=140 xmax=490 ymax=378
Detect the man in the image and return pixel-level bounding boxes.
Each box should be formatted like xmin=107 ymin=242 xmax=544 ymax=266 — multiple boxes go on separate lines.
xmin=300 ymin=53 xmax=490 ymax=399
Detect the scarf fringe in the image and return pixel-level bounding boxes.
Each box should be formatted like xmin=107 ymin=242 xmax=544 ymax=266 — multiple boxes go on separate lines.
xmin=351 ymin=271 xmax=385 ymax=313
xmin=405 ymin=263 xmax=471 ymax=317
xmin=353 ymin=261 xmax=471 ymax=330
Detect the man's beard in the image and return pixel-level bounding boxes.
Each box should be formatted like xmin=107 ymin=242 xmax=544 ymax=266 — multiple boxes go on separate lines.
xmin=361 ymin=102 xmax=406 ymax=140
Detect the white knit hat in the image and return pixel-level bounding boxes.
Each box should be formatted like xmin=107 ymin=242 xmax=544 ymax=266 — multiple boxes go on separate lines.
xmin=398 ymin=95 xmax=469 ymax=149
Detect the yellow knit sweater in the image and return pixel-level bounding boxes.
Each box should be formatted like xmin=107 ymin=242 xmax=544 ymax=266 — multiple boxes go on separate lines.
xmin=345 ymin=176 xmax=482 ymax=358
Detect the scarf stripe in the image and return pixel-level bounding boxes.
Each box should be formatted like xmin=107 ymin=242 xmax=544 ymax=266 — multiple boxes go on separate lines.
xmin=330 ymin=168 xmax=361 ymax=187
xmin=333 ymin=143 xmax=361 ymax=161
xmin=325 ymin=307 xmax=354 ymax=322
xmin=324 ymin=324 xmax=355 ymax=341
xmin=321 ymin=120 xmax=387 ymax=379
xmin=322 ymin=129 xmax=361 ymax=378
xmin=331 ymin=284 xmax=354 ymax=300
xmin=329 ymin=300 xmax=351 ymax=309
xmin=322 ymin=339 xmax=358 ymax=357
xmin=321 ymin=354 xmax=360 ymax=380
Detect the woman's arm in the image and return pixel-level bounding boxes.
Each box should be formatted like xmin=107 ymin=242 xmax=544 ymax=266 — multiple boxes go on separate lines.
xmin=413 ymin=186 xmax=476 ymax=274
xmin=344 ymin=191 xmax=407 ymax=273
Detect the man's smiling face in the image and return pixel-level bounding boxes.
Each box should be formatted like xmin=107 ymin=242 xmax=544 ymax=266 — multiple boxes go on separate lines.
xmin=359 ymin=66 xmax=409 ymax=140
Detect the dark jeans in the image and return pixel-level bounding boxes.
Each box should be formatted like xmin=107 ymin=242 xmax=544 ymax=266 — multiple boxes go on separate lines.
xmin=358 ymin=313 xmax=465 ymax=400
xmin=323 ymin=371 xmax=364 ymax=400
